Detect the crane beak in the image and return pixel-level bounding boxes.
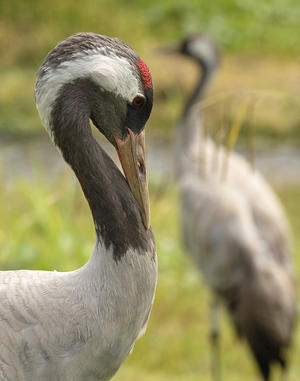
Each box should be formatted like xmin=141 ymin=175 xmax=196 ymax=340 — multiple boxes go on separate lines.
xmin=114 ymin=129 xmax=150 ymax=230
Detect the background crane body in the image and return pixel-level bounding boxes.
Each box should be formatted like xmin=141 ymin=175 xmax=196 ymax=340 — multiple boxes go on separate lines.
xmin=172 ymin=34 xmax=296 ymax=380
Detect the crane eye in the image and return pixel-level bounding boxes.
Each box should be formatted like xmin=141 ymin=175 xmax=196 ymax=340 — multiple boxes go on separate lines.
xmin=132 ymin=95 xmax=145 ymax=108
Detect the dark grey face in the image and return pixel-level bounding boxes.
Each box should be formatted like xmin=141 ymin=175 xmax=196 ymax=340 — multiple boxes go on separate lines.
xmin=180 ymin=34 xmax=202 ymax=55
xmin=89 ymin=82 xmax=153 ymax=146
xmin=180 ymin=33 xmax=220 ymax=70
xmin=50 ymin=77 xmax=153 ymax=150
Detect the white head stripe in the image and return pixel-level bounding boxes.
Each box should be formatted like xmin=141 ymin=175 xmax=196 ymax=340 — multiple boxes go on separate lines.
xmin=35 ymin=52 xmax=139 ymax=137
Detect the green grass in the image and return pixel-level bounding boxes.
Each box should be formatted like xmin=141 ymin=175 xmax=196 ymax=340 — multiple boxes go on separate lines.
xmin=0 ymin=172 xmax=93 ymax=271
xmin=1 ymin=0 xmax=300 ymax=72
xmin=0 ymin=171 xmax=299 ymax=380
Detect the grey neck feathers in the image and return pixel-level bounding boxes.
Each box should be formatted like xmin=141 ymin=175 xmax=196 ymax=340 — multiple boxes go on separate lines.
xmin=51 ymin=82 xmax=153 ymax=261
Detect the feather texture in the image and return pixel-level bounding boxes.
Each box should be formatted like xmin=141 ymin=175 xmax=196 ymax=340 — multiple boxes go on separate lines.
xmin=0 ymin=243 xmax=157 ymax=381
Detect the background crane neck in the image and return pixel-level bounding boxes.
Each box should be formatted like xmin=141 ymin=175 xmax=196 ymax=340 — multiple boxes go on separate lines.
xmin=175 ymin=61 xmax=216 ymax=178
xmin=182 ymin=62 xmax=215 ymax=120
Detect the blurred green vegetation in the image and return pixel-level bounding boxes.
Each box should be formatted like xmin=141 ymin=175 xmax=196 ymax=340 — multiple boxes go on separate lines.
xmin=1 ymin=0 xmax=300 ymax=137
xmin=1 ymin=0 xmax=300 ymax=71
xmin=0 ymin=173 xmax=299 ymax=380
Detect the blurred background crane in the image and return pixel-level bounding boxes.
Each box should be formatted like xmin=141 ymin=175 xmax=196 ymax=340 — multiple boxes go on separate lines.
xmin=163 ymin=33 xmax=297 ymax=381
xmin=1 ymin=1 xmax=300 ymax=380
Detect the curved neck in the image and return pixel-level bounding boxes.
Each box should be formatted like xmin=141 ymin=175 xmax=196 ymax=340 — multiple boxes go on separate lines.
xmin=51 ymin=82 xmax=151 ymax=261
xmin=176 ymin=61 xmax=215 ymax=175
xmin=182 ymin=62 xmax=214 ymax=120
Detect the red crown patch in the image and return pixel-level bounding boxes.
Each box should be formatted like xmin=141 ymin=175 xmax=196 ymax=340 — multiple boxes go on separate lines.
xmin=137 ymin=59 xmax=152 ymax=89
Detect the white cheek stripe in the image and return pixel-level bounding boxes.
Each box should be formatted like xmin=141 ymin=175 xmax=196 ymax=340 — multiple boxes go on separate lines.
xmin=35 ymin=53 xmax=140 ymax=138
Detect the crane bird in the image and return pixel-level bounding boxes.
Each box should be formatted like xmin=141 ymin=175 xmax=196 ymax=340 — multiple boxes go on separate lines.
xmin=0 ymin=33 xmax=157 ymax=380
xmin=165 ymin=34 xmax=297 ymax=380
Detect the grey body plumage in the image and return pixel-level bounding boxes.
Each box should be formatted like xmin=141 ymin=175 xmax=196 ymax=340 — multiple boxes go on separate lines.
xmin=0 ymin=245 xmax=156 ymax=381
xmin=171 ymin=34 xmax=296 ymax=380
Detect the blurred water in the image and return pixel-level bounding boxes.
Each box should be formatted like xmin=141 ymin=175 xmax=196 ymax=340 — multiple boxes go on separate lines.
xmin=0 ymin=136 xmax=299 ymax=186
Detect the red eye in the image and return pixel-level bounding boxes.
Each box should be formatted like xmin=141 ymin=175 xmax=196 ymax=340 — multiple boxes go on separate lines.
xmin=132 ymin=95 xmax=145 ymax=108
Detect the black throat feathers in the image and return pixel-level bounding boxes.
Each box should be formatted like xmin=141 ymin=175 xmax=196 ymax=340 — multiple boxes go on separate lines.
xmin=50 ymin=82 xmax=154 ymax=261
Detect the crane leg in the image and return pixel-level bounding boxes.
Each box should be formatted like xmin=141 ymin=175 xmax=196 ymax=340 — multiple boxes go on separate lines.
xmin=280 ymin=367 xmax=288 ymax=381
xmin=210 ymin=297 xmax=221 ymax=381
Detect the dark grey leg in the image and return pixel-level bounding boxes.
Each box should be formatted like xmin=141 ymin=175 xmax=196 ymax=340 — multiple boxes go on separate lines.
xmin=210 ymin=297 xmax=221 ymax=381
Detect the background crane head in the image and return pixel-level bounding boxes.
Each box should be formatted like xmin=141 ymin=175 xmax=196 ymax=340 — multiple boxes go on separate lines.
xmin=160 ymin=33 xmax=220 ymax=71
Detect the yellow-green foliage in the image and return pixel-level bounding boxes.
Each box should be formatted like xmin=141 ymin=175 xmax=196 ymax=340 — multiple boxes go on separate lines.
xmin=1 ymin=0 xmax=300 ymax=72
xmin=1 ymin=0 xmax=300 ymax=138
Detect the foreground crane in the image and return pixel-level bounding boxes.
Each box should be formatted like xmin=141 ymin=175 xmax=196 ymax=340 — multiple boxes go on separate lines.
xmin=166 ymin=34 xmax=297 ymax=380
xmin=0 ymin=33 xmax=157 ymax=380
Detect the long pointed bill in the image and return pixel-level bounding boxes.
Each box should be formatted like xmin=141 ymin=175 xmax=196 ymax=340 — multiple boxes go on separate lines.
xmin=114 ymin=129 xmax=150 ymax=229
